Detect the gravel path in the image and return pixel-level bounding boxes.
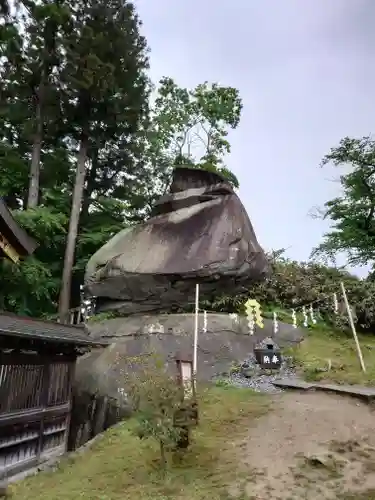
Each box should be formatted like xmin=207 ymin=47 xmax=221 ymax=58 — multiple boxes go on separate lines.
xmin=214 ymin=338 xmax=297 ymax=393
xmin=231 ymin=391 xmax=375 ymax=499
xmin=225 ymin=366 xmax=295 ymax=393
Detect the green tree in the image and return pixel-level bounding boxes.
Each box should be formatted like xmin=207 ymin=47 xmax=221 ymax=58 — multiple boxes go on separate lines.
xmin=57 ymin=0 xmax=150 ymax=321
xmin=0 ymin=0 xmax=151 ymax=318
xmin=25 ymin=0 xmax=69 ymax=208
xmin=118 ymin=354 xmax=186 ymax=470
xmin=0 ymin=0 xmax=69 ymax=208
xmin=142 ymin=77 xmax=243 ymax=194
xmin=0 ymin=4 xmax=243 ymax=320
xmin=311 ymin=136 xmax=375 ymax=267
xmin=0 ymin=0 xmax=73 ymax=315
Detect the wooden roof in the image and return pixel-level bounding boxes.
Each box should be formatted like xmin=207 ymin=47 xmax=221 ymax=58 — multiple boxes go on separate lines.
xmin=0 ymin=199 xmax=38 ymax=262
xmin=0 ymin=312 xmax=108 ymax=347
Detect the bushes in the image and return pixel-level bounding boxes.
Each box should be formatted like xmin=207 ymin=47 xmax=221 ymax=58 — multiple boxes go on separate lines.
xmin=116 ymin=354 xmax=189 ymax=469
xmin=205 ymin=252 xmax=375 ymax=333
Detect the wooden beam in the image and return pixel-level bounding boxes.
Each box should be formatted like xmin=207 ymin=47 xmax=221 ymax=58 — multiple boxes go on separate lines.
xmin=0 ymin=231 xmax=20 ymax=263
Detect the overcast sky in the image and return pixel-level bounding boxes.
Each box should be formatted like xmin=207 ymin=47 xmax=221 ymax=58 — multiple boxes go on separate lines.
xmin=135 ymin=0 xmax=374 ymax=275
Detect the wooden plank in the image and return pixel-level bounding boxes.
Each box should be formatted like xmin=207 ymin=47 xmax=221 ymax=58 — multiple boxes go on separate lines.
xmin=273 ymin=378 xmax=375 ymax=401
xmin=0 ymin=353 xmax=73 ymax=365
xmin=0 ymin=198 xmax=37 ymax=257
xmin=0 ymin=348 xmax=76 ymax=482
xmin=0 ymin=232 xmax=20 ymax=263
xmin=272 ymin=378 xmax=316 ymax=390
xmin=40 ymin=443 xmax=66 ymax=462
xmin=0 ymin=456 xmax=38 ymax=481
xmin=312 ymin=383 xmax=375 ymax=399
xmin=0 ymin=402 xmax=71 ymax=426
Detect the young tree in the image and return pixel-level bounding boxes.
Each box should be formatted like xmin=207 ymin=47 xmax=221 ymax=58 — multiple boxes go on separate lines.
xmin=119 ymin=355 xmax=185 ymax=469
xmin=141 ymin=77 xmax=243 ymax=199
xmin=57 ymin=0 xmax=149 ymax=321
xmin=311 ymin=136 xmax=375 ymax=267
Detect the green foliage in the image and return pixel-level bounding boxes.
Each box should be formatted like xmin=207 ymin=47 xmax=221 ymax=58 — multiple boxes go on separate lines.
xmin=0 ymin=0 xmax=151 ymax=315
xmin=118 ymin=355 xmax=185 ymax=468
xmin=289 ymin=328 xmax=375 ymax=386
xmin=85 ymin=310 xmax=117 ymax=323
xmin=0 ymin=0 xmax=244 ymax=318
xmin=0 ymin=208 xmax=68 ymax=316
xmin=0 ymin=257 xmax=59 ymax=316
xmin=312 ymin=136 xmax=375 ymax=267
xmin=214 ymin=378 xmax=232 ymax=388
xmin=205 ymin=250 xmax=375 ymax=333
xmin=145 ymin=77 xmax=242 ymax=189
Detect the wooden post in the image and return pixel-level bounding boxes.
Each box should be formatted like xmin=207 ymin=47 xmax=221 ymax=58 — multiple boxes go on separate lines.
xmin=174 ymin=354 xmax=198 ymax=450
xmin=193 ymin=284 xmax=199 ymax=376
xmin=340 ymin=281 xmax=366 ymax=373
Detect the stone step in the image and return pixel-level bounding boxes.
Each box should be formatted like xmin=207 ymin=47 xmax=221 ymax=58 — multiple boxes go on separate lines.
xmin=272 ymin=378 xmax=317 ymax=391
xmin=273 ymin=378 xmax=375 ymax=402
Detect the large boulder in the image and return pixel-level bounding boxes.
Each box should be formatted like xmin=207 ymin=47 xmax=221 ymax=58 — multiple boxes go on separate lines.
xmin=70 ymin=313 xmax=304 ymax=449
xmin=84 ymin=167 xmax=270 ymax=314
xmin=78 ymin=313 xmax=304 ymax=385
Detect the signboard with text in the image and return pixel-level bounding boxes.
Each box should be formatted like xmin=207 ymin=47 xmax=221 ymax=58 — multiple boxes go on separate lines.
xmin=255 ymin=349 xmax=282 ymax=369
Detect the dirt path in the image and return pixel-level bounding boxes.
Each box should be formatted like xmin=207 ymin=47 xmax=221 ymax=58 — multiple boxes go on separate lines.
xmin=231 ymin=391 xmax=375 ymax=500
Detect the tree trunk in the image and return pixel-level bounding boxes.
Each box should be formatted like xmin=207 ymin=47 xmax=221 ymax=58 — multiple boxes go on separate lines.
xmin=81 ymin=148 xmax=99 ymax=222
xmin=27 ymin=81 xmax=45 ymax=209
xmin=159 ymin=440 xmax=167 ymax=472
xmin=58 ymin=135 xmax=89 ymax=323
xmin=68 ymin=150 xmax=99 ymax=312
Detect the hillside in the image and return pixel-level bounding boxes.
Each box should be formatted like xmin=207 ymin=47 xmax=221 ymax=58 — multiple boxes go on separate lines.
xmin=10 ymin=328 xmax=375 ymax=500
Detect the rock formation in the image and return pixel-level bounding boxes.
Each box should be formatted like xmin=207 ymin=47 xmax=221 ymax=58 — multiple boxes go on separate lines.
xmin=84 ymin=167 xmax=270 ymax=314
xmin=69 ymin=313 xmax=304 ymax=449
xmin=83 ymin=313 xmax=305 ymax=383
xmin=73 ymin=168 xmax=272 ymax=449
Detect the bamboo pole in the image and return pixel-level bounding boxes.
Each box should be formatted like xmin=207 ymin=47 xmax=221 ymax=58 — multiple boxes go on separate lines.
xmin=193 ymin=284 xmax=199 ymax=375
xmin=340 ymin=281 xmax=366 ymax=373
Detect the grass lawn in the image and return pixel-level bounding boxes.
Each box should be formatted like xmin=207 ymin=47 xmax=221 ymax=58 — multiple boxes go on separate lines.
xmin=288 ymin=327 xmax=375 ymax=386
xmin=10 ymin=387 xmax=270 ymax=500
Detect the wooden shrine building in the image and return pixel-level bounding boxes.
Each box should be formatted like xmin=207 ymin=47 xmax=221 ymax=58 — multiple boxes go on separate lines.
xmin=0 ymin=198 xmax=38 ymax=263
xmin=0 ymin=199 xmax=108 ymax=481
xmin=0 ymin=313 xmax=108 ymax=481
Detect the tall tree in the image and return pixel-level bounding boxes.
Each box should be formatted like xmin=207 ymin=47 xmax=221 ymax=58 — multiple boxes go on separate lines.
xmin=0 ymin=4 xmax=244 ymax=320
xmin=0 ymin=0 xmax=152 ymax=319
xmin=25 ymin=1 xmax=68 ymax=208
xmin=0 ymin=0 xmax=69 ymax=209
xmin=141 ymin=77 xmax=243 ymax=198
xmin=57 ymin=0 xmax=149 ymax=321
xmin=311 ymin=136 xmax=375 ymax=267
xmin=0 ymin=0 xmax=9 ymax=15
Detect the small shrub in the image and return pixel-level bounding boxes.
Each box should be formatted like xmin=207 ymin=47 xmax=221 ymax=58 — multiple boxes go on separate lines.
xmin=215 ymin=377 xmax=232 ymax=388
xmin=229 ymin=361 xmax=241 ymax=374
xmin=117 ymin=354 xmax=188 ymax=469
xmin=86 ymin=311 xmax=117 ymax=322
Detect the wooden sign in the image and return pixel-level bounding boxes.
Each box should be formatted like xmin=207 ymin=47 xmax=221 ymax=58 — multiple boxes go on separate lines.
xmin=254 ymin=348 xmax=282 ymax=369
